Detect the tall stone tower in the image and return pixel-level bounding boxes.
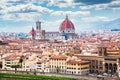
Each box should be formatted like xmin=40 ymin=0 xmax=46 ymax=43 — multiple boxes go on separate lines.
xmin=36 ymin=20 xmax=41 ymax=39
xmin=29 ymin=27 xmax=36 ymax=40
xmin=29 ymin=27 xmax=36 ymax=46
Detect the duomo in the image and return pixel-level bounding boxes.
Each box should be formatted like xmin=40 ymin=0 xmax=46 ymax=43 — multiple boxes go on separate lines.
xmin=30 ymin=15 xmax=78 ymax=40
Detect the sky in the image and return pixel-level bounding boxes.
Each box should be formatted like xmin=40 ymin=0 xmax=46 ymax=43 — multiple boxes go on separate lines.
xmin=0 ymin=0 xmax=120 ymax=33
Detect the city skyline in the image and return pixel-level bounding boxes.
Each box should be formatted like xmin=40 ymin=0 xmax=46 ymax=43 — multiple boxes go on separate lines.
xmin=0 ymin=0 xmax=120 ymax=33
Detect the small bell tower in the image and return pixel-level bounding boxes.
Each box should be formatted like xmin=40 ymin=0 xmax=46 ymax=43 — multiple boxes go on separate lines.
xmin=30 ymin=27 xmax=36 ymax=40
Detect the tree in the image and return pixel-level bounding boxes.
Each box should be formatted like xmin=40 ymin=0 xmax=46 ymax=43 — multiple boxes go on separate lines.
xmin=0 ymin=63 xmax=2 ymax=68
xmin=11 ymin=65 xmax=20 ymax=73
xmin=56 ymin=67 xmax=60 ymax=73
xmin=19 ymin=56 xmax=23 ymax=68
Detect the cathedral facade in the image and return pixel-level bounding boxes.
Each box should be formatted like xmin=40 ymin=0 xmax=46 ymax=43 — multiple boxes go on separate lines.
xmin=30 ymin=16 xmax=78 ymax=40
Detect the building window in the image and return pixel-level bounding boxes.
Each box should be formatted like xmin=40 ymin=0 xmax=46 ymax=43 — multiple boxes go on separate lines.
xmin=74 ymin=71 xmax=76 ymax=74
xmin=6 ymin=62 xmax=10 ymax=64
xmin=99 ymin=48 xmax=102 ymax=56
xmin=100 ymin=61 xmax=103 ymax=65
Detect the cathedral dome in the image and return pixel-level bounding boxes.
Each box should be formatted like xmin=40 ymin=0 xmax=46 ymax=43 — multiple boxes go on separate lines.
xmin=59 ymin=15 xmax=75 ymax=31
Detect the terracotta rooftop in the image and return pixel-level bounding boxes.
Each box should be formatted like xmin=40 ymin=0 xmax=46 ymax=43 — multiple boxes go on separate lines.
xmin=67 ymin=59 xmax=89 ymax=64
xmin=51 ymin=54 xmax=68 ymax=60
xmin=4 ymin=54 xmax=20 ymax=60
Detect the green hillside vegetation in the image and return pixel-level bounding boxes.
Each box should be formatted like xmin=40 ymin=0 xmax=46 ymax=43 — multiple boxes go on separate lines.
xmin=0 ymin=73 xmax=76 ymax=80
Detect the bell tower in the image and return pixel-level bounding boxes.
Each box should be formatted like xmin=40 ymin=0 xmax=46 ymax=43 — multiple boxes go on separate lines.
xmin=36 ymin=20 xmax=41 ymax=39
xmin=29 ymin=27 xmax=36 ymax=46
xmin=30 ymin=27 xmax=36 ymax=40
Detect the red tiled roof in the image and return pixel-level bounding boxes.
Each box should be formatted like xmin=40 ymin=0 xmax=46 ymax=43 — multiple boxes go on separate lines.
xmin=67 ymin=60 xmax=89 ymax=64
xmin=51 ymin=54 xmax=68 ymax=60
xmin=4 ymin=54 xmax=20 ymax=60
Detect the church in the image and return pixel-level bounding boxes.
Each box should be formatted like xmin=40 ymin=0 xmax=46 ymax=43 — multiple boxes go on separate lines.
xmin=30 ymin=16 xmax=78 ymax=40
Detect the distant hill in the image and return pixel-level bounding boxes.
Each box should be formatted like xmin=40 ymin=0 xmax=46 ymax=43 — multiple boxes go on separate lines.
xmin=103 ymin=18 xmax=120 ymax=29
xmin=86 ymin=18 xmax=120 ymax=30
xmin=111 ymin=29 xmax=120 ymax=31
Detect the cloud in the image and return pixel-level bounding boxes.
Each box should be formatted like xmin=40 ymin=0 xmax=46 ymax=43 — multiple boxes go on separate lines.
xmin=51 ymin=11 xmax=90 ymax=16
xmin=0 ymin=0 xmax=9 ymax=9
xmin=47 ymin=0 xmax=120 ymax=10
xmin=81 ymin=16 xmax=109 ymax=22
xmin=47 ymin=0 xmax=83 ymax=8
xmin=7 ymin=0 xmax=48 ymax=4
xmin=0 ymin=0 xmax=90 ymax=21
xmin=80 ymin=0 xmax=120 ymax=10
xmin=1 ymin=0 xmax=120 ymax=11
xmin=47 ymin=0 xmax=115 ymax=8
xmin=0 ymin=3 xmax=53 ymax=14
xmin=42 ymin=19 xmax=63 ymax=31
xmin=7 ymin=0 xmax=28 ymax=4
xmin=74 ymin=0 xmax=114 ymax=5
xmin=0 ymin=3 xmax=53 ymax=21
xmin=0 ymin=12 xmax=42 ymax=21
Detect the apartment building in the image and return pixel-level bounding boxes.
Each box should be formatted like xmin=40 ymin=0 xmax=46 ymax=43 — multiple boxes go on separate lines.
xmin=2 ymin=54 xmax=21 ymax=70
xmin=50 ymin=54 xmax=68 ymax=73
xmin=66 ymin=59 xmax=89 ymax=75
